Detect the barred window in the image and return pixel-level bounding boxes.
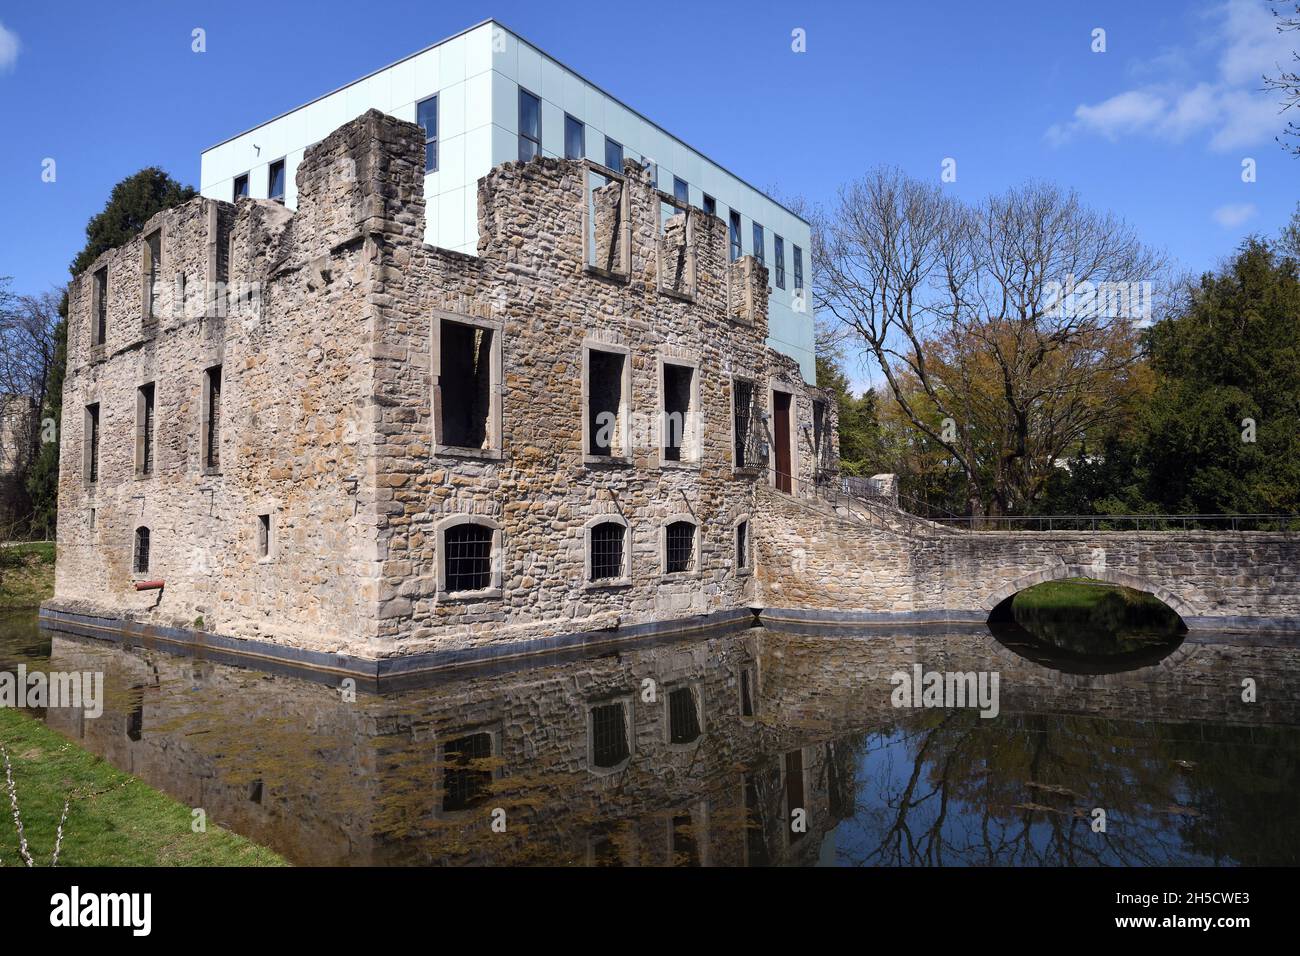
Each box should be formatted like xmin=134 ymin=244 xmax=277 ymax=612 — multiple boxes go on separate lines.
xmin=740 ymin=667 xmax=756 ymax=718
xmin=444 ymin=523 xmax=493 ymax=593
xmin=671 ymin=814 xmax=700 ymax=866
xmin=744 ymin=776 xmax=769 ymax=865
xmin=85 ymin=403 xmax=100 ymax=483
xmin=813 ymin=399 xmax=828 ymax=472
xmin=590 ymin=702 xmax=629 ymax=769
xmin=668 ymin=687 xmax=701 ymax=744
xmin=145 ymin=230 xmax=162 ymax=320
xmin=92 ymin=267 xmax=108 ymax=345
xmin=733 ymin=379 xmax=754 ymax=469
xmin=138 ymin=383 xmax=155 ymax=476
xmin=442 ymin=732 xmax=492 ymax=812
xmin=204 ymin=365 xmax=222 ymax=470
xmin=785 ymin=749 xmax=805 ymax=843
xmin=589 ymin=521 xmax=625 ymax=582
xmin=665 ymin=521 xmax=695 ymax=574
xmin=133 ymin=527 xmax=151 ymax=574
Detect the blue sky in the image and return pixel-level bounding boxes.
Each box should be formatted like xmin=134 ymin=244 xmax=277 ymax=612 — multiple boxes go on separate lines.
xmin=1 ymin=0 xmax=1296 ymax=317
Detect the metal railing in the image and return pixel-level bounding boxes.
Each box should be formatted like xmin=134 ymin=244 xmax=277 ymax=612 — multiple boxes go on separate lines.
xmin=903 ymin=512 xmax=1300 ymax=533
xmin=769 ymin=469 xmax=1300 ymax=537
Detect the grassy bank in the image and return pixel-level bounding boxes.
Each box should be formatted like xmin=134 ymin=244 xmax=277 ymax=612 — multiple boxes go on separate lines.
xmin=0 ymin=542 xmax=56 ymax=611
xmin=1011 ymin=577 xmax=1171 ymax=614
xmin=0 ymin=709 xmax=286 ymax=866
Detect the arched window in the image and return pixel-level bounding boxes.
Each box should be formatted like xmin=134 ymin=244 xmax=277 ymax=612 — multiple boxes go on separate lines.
xmin=444 ymin=524 xmax=493 ymax=593
xmin=437 ymin=515 xmax=502 ymax=597
xmin=133 ymin=527 xmax=151 ymax=574
xmin=588 ymin=520 xmax=627 ymax=582
xmin=664 ymin=520 xmax=696 ymax=574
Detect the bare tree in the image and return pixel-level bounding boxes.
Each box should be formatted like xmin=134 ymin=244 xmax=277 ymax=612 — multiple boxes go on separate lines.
xmin=813 ymin=169 xmax=1164 ymax=517
xmin=0 ymin=284 xmax=62 ymax=521
xmin=1265 ymin=2 xmax=1300 ymax=155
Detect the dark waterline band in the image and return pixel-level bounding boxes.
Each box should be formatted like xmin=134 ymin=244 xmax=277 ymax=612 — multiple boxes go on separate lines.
xmin=37 ymin=602 xmax=1299 ymax=692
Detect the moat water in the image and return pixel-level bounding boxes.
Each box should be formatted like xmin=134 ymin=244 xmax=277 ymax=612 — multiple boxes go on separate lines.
xmin=1 ymin=608 xmax=1297 ymax=866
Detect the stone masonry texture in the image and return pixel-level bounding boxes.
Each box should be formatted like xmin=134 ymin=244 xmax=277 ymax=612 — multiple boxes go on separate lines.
xmin=49 ymin=110 xmax=838 ymax=659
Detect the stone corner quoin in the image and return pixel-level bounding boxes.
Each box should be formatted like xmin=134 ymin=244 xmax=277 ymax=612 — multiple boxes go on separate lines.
xmin=47 ymin=108 xmax=843 ymax=662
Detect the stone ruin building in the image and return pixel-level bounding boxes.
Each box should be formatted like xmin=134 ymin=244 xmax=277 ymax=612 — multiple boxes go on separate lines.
xmin=44 ymin=110 xmax=841 ymax=672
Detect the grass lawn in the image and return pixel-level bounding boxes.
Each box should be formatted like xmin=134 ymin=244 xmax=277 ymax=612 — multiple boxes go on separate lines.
xmin=0 ymin=708 xmax=286 ymax=866
xmin=1012 ymin=577 xmax=1168 ymax=613
xmin=0 ymin=542 xmax=56 ymax=611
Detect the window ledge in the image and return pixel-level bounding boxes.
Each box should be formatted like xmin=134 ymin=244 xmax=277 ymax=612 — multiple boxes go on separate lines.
xmin=437 ymin=587 xmax=503 ymax=604
xmin=657 ymin=287 xmax=695 ymax=304
xmin=202 ymin=466 xmax=222 ymax=477
xmin=658 ymin=458 xmax=700 ymax=471
xmin=583 ymin=264 xmax=631 ymax=284
xmin=736 ymin=567 xmax=753 ymax=577
xmin=589 ymin=759 xmax=631 ymax=777
xmin=583 ymin=454 xmax=633 ymax=467
xmin=435 ymin=445 xmax=504 ymax=461
xmin=583 ymin=578 xmax=632 ymax=591
xmin=732 ymin=466 xmax=762 ymax=479
xmin=660 ymin=571 xmax=701 ymax=583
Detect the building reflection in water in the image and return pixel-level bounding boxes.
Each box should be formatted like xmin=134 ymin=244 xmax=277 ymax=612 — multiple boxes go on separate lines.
xmin=25 ymin=620 xmax=1300 ymax=866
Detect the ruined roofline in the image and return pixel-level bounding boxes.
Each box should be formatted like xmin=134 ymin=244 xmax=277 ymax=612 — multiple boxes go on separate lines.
xmin=71 ymin=109 xmax=778 ymax=346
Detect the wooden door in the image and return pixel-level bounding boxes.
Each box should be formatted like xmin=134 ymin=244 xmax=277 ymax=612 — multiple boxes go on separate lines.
xmin=773 ymin=391 xmax=792 ymax=493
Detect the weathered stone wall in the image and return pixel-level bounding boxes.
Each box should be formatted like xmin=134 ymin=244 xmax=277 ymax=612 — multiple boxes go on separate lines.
xmin=340 ymin=113 xmax=835 ymax=656
xmin=52 ymin=120 xmax=398 ymax=653
xmin=752 ymin=485 xmax=1300 ymax=627
xmin=50 ymin=109 xmax=837 ymax=658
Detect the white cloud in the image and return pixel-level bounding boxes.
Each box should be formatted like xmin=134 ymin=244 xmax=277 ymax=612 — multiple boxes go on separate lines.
xmin=1211 ymin=202 xmax=1257 ymax=227
xmin=0 ymin=21 xmax=18 ymax=73
xmin=1046 ymin=0 xmax=1292 ymax=151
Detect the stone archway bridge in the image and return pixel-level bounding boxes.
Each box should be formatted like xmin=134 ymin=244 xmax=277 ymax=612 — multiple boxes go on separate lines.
xmin=752 ymin=483 xmax=1300 ymax=634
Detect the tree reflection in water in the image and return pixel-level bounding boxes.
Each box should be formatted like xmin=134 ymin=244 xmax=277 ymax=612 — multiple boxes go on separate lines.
xmin=831 ymin=709 xmax=1300 ymax=866
xmin=3 ymin=611 xmax=1297 ymax=867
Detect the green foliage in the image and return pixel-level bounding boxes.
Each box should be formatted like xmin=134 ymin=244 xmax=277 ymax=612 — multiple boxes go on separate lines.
xmin=69 ymin=167 xmax=197 ymax=277
xmin=1138 ymin=238 xmax=1300 ymax=513
xmin=1041 ymin=218 xmax=1300 ymax=518
xmin=0 ymin=542 xmax=56 ymax=609
xmin=815 ymin=352 xmax=889 ymax=476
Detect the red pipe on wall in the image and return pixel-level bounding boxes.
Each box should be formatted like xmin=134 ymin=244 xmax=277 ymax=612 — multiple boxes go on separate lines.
xmin=134 ymin=580 xmax=165 ymax=591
